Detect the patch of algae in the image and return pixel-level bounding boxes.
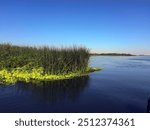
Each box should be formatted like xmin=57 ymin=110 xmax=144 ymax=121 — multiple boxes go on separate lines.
xmin=0 ymin=67 xmax=102 ymax=85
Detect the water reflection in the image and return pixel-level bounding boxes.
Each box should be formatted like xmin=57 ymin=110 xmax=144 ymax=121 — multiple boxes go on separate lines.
xmin=15 ymin=76 xmax=89 ymax=104
xmin=147 ymin=96 xmax=150 ymax=113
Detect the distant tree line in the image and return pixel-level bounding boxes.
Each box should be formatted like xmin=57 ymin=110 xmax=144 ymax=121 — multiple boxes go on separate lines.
xmin=90 ymin=53 xmax=134 ymax=56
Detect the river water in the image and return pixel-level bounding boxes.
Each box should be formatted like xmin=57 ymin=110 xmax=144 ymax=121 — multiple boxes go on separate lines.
xmin=0 ymin=56 xmax=150 ymax=113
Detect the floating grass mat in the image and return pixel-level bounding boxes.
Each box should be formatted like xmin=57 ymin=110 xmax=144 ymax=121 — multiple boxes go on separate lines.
xmin=0 ymin=43 xmax=102 ymax=84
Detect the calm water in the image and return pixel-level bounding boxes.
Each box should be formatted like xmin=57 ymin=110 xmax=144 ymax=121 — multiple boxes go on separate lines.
xmin=0 ymin=56 xmax=150 ymax=113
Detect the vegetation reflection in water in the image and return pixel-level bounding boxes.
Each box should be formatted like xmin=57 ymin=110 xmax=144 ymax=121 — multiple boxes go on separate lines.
xmin=14 ymin=76 xmax=89 ymax=104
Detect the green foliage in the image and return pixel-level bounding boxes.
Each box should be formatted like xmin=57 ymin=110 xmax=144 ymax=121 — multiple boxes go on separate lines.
xmin=0 ymin=66 xmax=101 ymax=84
xmin=0 ymin=43 xmax=89 ymax=74
xmin=0 ymin=43 xmax=102 ymax=84
xmin=86 ymin=67 xmax=103 ymax=72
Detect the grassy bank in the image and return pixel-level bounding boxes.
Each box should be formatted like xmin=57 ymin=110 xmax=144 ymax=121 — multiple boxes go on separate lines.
xmin=0 ymin=43 xmax=101 ymax=84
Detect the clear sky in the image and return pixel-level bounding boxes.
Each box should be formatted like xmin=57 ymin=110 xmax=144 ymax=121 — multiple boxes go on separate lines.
xmin=0 ymin=0 xmax=150 ymax=54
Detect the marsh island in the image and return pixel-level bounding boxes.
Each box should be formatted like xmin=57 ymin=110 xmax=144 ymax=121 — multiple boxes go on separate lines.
xmin=0 ymin=44 xmax=101 ymax=84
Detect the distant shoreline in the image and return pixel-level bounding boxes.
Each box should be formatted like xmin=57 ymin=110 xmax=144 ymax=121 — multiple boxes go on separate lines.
xmin=90 ymin=53 xmax=135 ymax=56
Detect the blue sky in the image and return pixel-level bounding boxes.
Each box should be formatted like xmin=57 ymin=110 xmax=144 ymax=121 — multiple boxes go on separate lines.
xmin=0 ymin=0 xmax=150 ymax=54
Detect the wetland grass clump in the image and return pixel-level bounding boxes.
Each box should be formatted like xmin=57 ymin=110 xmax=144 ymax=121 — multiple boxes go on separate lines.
xmin=0 ymin=43 xmax=101 ymax=84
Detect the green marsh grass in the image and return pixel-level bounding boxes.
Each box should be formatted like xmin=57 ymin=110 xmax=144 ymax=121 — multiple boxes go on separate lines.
xmin=0 ymin=43 xmax=101 ymax=84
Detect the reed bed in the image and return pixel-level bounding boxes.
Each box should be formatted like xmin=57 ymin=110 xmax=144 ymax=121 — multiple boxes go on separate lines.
xmin=0 ymin=43 xmax=90 ymax=74
xmin=0 ymin=43 xmax=101 ymax=84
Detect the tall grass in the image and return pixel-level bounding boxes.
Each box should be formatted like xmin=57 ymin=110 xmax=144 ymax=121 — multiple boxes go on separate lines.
xmin=0 ymin=43 xmax=90 ymax=75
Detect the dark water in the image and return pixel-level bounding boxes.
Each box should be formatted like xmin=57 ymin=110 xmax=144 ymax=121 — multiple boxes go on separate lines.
xmin=0 ymin=56 xmax=150 ymax=113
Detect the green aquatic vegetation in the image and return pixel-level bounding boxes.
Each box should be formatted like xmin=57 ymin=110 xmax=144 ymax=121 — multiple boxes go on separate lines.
xmin=0 ymin=44 xmax=90 ymax=74
xmin=0 ymin=66 xmax=101 ymax=84
xmin=0 ymin=43 xmax=102 ymax=84
xmin=86 ymin=67 xmax=103 ymax=72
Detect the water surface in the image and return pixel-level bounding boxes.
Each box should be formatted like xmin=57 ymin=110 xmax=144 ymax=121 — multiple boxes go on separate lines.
xmin=0 ymin=56 xmax=150 ymax=113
